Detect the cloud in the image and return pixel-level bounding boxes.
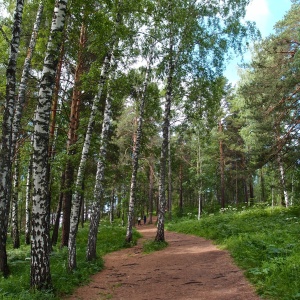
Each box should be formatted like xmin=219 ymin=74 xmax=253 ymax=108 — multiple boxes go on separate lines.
xmin=245 ymin=0 xmax=270 ymax=36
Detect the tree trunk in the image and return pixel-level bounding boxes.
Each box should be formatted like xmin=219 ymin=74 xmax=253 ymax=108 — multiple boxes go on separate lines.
xmin=148 ymin=159 xmax=154 ymax=224
xmin=0 ymin=0 xmax=24 ymax=277
xmin=126 ymin=54 xmax=152 ymax=243
xmin=68 ymin=3 xmax=122 ymax=269
xmin=86 ymin=89 xmax=113 ymax=261
xmin=31 ymin=0 xmax=68 ymax=289
xmin=60 ymin=161 xmax=73 ymax=247
xmin=68 ymin=44 xmax=114 ymax=271
xmin=219 ymin=121 xmax=225 ymax=209
xmin=61 ymin=23 xmax=86 ymax=248
xmin=25 ymin=147 xmax=33 ymax=245
xmin=167 ymin=126 xmax=172 ymax=219
xmin=12 ymin=148 xmax=20 ymax=249
xmin=179 ymin=163 xmax=183 ymax=215
xmin=11 ymin=1 xmax=44 ymax=158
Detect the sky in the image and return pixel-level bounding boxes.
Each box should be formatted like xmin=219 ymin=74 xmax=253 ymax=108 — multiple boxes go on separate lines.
xmin=224 ymin=0 xmax=292 ymax=84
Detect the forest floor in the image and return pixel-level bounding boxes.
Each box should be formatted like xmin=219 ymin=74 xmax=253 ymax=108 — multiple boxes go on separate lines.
xmin=65 ymin=219 xmax=261 ymax=300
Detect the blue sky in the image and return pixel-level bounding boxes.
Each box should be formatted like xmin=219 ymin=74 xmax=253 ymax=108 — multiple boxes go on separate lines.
xmin=224 ymin=0 xmax=292 ymax=84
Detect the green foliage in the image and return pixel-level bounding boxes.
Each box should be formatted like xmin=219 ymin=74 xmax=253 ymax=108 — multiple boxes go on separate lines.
xmin=142 ymin=240 xmax=168 ymax=254
xmin=0 ymin=220 xmax=140 ymax=299
xmin=167 ymin=206 xmax=300 ymax=300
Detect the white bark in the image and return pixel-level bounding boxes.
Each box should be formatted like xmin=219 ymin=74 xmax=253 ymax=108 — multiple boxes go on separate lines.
xmin=86 ymin=88 xmax=113 ymax=261
xmin=0 ymin=0 xmax=24 ymax=276
xmin=125 ymin=54 xmax=153 ymax=242
xmin=69 ymin=1 xmax=123 ymax=269
xmin=31 ymin=0 xmax=68 ymax=289
xmin=11 ymin=1 xmax=44 ymax=157
xmin=68 ymin=46 xmax=114 ymax=270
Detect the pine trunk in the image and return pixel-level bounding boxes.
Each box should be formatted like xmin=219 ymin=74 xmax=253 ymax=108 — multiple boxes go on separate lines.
xmin=0 ymin=0 xmax=24 ymax=276
xmin=61 ymin=23 xmax=86 ymax=248
xmin=31 ymin=0 xmax=68 ymax=289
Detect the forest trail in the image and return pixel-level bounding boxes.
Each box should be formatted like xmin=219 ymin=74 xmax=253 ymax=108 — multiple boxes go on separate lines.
xmin=65 ymin=220 xmax=261 ymax=300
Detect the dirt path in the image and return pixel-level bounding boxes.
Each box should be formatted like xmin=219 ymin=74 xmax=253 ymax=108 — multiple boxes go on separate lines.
xmin=65 ymin=221 xmax=261 ymax=300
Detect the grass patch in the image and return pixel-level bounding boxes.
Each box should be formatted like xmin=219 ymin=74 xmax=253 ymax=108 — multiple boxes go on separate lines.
xmin=0 ymin=219 xmax=140 ymax=300
xmin=166 ymin=205 xmax=300 ymax=300
xmin=142 ymin=240 xmax=168 ymax=253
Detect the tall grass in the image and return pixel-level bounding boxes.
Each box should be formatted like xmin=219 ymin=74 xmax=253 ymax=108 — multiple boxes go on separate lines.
xmin=0 ymin=220 xmax=141 ymax=299
xmin=166 ymin=205 xmax=300 ymax=300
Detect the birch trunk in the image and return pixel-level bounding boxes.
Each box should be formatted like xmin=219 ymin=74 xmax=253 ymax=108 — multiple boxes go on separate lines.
xmin=148 ymin=157 xmax=154 ymax=224
xmin=155 ymin=45 xmax=173 ymax=242
xmin=68 ymin=2 xmax=122 ymax=269
xmin=31 ymin=0 xmax=68 ymax=289
xmin=125 ymin=56 xmax=152 ymax=243
xmin=68 ymin=46 xmax=114 ymax=270
xmin=0 ymin=0 xmax=24 ymax=276
xmin=86 ymin=89 xmax=113 ymax=261
xmin=167 ymin=126 xmax=172 ymax=219
xmin=25 ymin=149 xmax=33 ymax=245
xmin=278 ymin=154 xmax=289 ymax=207
xmin=219 ymin=120 xmax=225 ymax=209
xmin=11 ymin=1 xmax=44 ymax=157
xmin=12 ymin=148 xmax=20 ymax=249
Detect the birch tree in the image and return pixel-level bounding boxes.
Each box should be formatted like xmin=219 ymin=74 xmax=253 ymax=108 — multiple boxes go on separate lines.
xmin=125 ymin=51 xmax=153 ymax=243
xmin=31 ymin=0 xmax=68 ymax=289
xmin=0 ymin=0 xmax=24 ymax=277
xmin=155 ymin=0 xmax=256 ymax=241
xmin=68 ymin=3 xmax=122 ymax=270
xmin=86 ymin=84 xmax=114 ymax=261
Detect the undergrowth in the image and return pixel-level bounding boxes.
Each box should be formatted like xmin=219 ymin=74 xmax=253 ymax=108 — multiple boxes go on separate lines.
xmin=143 ymin=240 xmax=168 ymax=253
xmin=0 ymin=220 xmax=141 ymax=299
xmin=166 ymin=205 xmax=300 ymax=300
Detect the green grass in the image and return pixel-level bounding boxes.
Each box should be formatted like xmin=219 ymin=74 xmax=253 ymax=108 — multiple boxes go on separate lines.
xmin=142 ymin=240 xmax=168 ymax=253
xmin=0 ymin=220 xmax=141 ymax=300
xmin=166 ymin=205 xmax=300 ymax=300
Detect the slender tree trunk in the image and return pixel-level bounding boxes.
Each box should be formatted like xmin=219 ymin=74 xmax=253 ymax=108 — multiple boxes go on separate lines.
xmin=179 ymin=163 xmax=183 ymax=215
xmin=155 ymin=0 xmax=174 ymax=242
xmin=51 ymin=172 xmax=64 ymax=246
xmin=68 ymin=2 xmax=122 ymax=269
xmin=260 ymin=168 xmax=265 ymax=202
xmin=277 ymin=154 xmax=289 ymax=207
xmin=11 ymin=1 xmax=44 ymax=158
xmin=126 ymin=54 xmax=152 ymax=243
xmin=31 ymin=0 xmax=68 ymax=289
xmin=219 ymin=121 xmax=225 ymax=209
xmin=148 ymin=159 xmax=154 ymax=224
xmin=68 ymin=44 xmax=114 ymax=271
xmin=110 ymin=188 xmax=114 ymax=224
xmin=12 ymin=148 xmax=20 ymax=249
xmin=244 ymin=179 xmax=249 ymax=205
xmin=249 ymin=176 xmax=254 ymax=205
xmin=25 ymin=148 xmax=33 ymax=245
xmin=0 ymin=0 xmax=24 ymax=277
xmin=61 ymin=23 xmax=86 ymax=248
xmin=197 ymin=134 xmax=202 ymax=220
xmin=86 ymin=88 xmax=113 ymax=261
xmin=167 ymin=126 xmax=172 ymax=219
